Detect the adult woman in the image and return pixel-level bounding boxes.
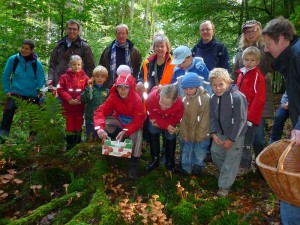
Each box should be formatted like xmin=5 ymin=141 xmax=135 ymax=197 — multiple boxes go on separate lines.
xmin=231 ymin=20 xmax=274 ymax=175
xmin=145 ymin=84 xmax=184 ymax=172
xmin=136 ymin=32 xmax=175 ymax=147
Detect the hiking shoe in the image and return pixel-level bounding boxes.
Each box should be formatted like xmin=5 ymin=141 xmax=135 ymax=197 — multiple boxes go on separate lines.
xmin=217 ymin=188 xmax=230 ymax=197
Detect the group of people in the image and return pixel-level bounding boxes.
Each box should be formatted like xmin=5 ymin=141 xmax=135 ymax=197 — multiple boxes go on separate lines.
xmin=1 ymin=17 xmax=300 ymax=224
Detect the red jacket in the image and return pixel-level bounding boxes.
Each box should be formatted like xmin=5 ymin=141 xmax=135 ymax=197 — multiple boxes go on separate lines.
xmin=93 ymin=74 xmax=146 ymax=136
xmin=57 ymin=68 xmax=90 ymax=116
xmin=236 ymin=67 xmax=266 ymax=125
xmin=146 ymin=86 xmax=184 ymax=130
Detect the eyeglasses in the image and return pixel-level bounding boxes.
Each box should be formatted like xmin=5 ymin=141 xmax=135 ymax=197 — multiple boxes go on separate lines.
xmin=67 ymin=27 xmax=78 ymax=31
xmin=200 ymin=28 xmax=213 ymax=33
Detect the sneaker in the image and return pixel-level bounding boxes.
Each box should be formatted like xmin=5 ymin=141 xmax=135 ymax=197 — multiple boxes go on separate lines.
xmin=217 ymin=188 xmax=229 ymax=197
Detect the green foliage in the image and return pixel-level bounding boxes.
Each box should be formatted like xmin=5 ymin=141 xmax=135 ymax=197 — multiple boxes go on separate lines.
xmin=210 ymin=211 xmax=246 ymax=225
xmin=171 ymin=199 xmax=194 ymax=225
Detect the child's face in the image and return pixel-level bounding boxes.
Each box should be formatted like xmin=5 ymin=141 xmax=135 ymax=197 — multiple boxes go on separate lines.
xmin=243 ymin=54 xmax=259 ymax=70
xmin=117 ymin=85 xmax=130 ymax=99
xmin=178 ymin=56 xmax=193 ymax=70
xmin=211 ymin=77 xmax=230 ymax=96
xmin=154 ymin=41 xmax=168 ymax=58
xmin=70 ymin=60 xmax=82 ymax=73
xmin=159 ymin=96 xmax=174 ymax=110
xmin=183 ymin=87 xmax=197 ymax=97
xmin=93 ymin=74 xmax=107 ymax=85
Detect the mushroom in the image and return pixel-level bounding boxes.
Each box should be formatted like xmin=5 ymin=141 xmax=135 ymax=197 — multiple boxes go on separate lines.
xmin=13 ymin=179 xmax=23 ymax=185
xmin=63 ymin=184 xmax=69 ymax=194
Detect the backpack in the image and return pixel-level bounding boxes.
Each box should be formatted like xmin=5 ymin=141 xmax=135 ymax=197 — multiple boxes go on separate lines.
xmin=12 ymin=56 xmax=37 ymax=79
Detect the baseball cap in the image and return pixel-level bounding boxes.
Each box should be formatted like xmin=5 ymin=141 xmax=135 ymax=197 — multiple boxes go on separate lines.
xmin=171 ymin=46 xmax=192 ymax=65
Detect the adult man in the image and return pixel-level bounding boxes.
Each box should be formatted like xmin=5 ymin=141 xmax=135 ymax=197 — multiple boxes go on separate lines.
xmin=0 ymin=39 xmax=45 ymax=142
xmin=262 ymin=16 xmax=300 ymax=225
xmin=48 ymin=19 xmax=95 ymax=87
xmin=191 ymin=20 xmax=231 ymax=72
xmin=99 ymin=24 xmax=142 ymax=87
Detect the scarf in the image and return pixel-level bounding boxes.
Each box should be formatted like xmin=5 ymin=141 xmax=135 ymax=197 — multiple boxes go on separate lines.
xmin=110 ymin=40 xmax=132 ymax=83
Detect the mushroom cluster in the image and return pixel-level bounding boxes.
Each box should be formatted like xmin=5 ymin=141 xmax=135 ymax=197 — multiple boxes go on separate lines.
xmin=119 ymin=194 xmax=172 ymax=224
xmin=0 ymin=169 xmax=23 ymax=202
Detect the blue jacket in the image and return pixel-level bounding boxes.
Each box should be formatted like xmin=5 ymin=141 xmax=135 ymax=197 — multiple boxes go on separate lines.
xmin=171 ymin=58 xmax=211 ymax=96
xmin=2 ymin=53 xmax=45 ymax=97
xmin=191 ymin=36 xmax=231 ymax=72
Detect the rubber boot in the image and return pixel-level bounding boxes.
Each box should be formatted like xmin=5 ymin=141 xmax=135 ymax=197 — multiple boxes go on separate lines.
xmin=165 ymin=138 xmax=176 ymax=171
xmin=145 ymin=134 xmax=160 ymax=172
xmin=75 ymin=131 xmax=82 ymax=144
xmin=128 ymin=156 xmax=139 ymax=179
xmin=66 ymin=133 xmax=76 ymax=150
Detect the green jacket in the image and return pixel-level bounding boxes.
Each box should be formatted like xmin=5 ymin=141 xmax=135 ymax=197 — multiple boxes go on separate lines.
xmin=80 ymin=85 xmax=109 ymax=124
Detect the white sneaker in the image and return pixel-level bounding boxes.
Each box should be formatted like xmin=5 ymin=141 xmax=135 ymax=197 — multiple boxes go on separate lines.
xmin=217 ymin=188 xmax=229 ymax=197
xmin=237 ymin=167 xmax=251 ymax=176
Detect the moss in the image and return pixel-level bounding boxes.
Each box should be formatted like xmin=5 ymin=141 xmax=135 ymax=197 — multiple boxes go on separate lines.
xmin=171 ymin=200 xmax=194 ymax=225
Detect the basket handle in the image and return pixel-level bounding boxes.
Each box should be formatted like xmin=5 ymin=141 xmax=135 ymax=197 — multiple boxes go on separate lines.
xmin=277 ymin=140 xmax=296 ymax=173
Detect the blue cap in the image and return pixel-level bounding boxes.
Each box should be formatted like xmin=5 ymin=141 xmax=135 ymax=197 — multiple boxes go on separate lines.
xmin=181 ymin=72 xmax=201 ymax=89
xmin=171 ymin=46 xmax=192 ymax=64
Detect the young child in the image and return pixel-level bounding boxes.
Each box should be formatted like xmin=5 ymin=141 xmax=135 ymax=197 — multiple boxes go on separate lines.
xmin=145 ymin=84 xmax=184 ymax=172
xmin=236 ymin=46 xmax=266 ymax=175
xmin=179 ymin=72 xmax=210 ymax=175
xmin=94 ymin=74 xmax=146 ymax=179
xmin=116 ymin=65 xmax=131 ymax=76
xmin=209 ymin=68 xmax=248 ymax=197
xmin=57 ymin=55 xmax=90 ymax=150
xmin=81 ymin=66 xmax=109 ymax=141
xmin=171 ymin=45 xmax=211 ymax=96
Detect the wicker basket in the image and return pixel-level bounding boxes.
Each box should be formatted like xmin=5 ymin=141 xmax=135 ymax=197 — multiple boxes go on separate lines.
xmin=256 ymin=139 xmax=300 ymax=206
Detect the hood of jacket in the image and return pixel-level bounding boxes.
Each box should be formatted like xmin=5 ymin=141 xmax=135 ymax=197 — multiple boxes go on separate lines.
xmin=110 ymin=73 xmax=137 ymax=97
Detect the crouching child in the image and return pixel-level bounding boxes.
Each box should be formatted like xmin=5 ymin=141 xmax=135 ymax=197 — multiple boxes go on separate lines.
xmin=94 ymin=74 xmax=146 ymax=179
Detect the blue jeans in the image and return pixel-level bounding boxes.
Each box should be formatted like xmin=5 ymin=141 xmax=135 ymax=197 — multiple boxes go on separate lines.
xmin=280 ymin=201 xmax=300 ymax=225
xmin=253 ymin=118 xmax=265 ymax=157
xmin=269 ymin=107 xmax=289 ymax=144
xmin=181 ymin=139 xmax=209 ymax=174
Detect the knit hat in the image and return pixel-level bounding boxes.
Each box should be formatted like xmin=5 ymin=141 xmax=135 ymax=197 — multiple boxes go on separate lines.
xmin=241 ymin=20 xmax=261 ymax=31
xmin=181 ymin=72 xmax=200 ymax=89
xmin=116 ymin=65 xmax=131 ymax=76
xmin=171 ymin=46 xmax=192 ymax=65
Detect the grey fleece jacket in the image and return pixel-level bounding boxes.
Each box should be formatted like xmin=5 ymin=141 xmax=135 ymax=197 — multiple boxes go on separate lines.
xmin=209 ymin=85 xmax=248 ymax=141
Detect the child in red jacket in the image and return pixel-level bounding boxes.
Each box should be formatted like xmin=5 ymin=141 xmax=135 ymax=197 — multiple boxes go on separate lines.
xmin=57 ymin=55 xmax=90 ymax=150
xmin=94 ymin=74 xmax=146 ymax=179
xmin=236 ymin=46 xmax=266 ymax=175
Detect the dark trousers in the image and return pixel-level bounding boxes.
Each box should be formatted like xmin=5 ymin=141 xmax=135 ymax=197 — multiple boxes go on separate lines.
xmin=0 ymin=95 xmax=39 ymax=135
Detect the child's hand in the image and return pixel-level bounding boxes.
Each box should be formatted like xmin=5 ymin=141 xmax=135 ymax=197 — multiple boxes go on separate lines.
xmin=183 ymin=137 xmax=188 ymax=142
xmin=116 ymin=130 xmax=126 ymax=141
xmin=211 ymin=134 xmax=223 ymax=145
xmin=88 ymin=79 xmax=93 ymax=88
xmin=167 ymin=125 xmax=176 ymax=134
xmin=223 ymin=139 xmax=233 ymax=150
xmin=96 ymin=129 xmax=108 ymax=139
xmin=69 ymin=99 xmax=75 ymax=105
xmin=150 ymin=119 xmax=158 ymax=127
xmin=73 ymin=99 xmax=81 ymax=105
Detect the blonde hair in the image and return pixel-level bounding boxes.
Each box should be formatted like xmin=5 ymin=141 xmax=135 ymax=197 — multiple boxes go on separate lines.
xmin=242 ymin=46 xmax=261 ymax=62
xmin=69 ymin=55 xmax=82 ymax=66
xmin=152 ymin=32 xmax=172 ymax=54
xmin=238 ymin=24 xmax=264 ymax=50
xmin=158 ymin=84 xmax=178 ymax=102
xmin=209 ymin=68 xmax=233 ymax=84
xmin=93 ymin=65 xmax=108 ymax=78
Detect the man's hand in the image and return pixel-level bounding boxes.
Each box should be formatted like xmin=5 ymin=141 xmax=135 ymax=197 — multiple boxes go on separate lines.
xmin=211 ymin=133 xmax=223 ymax=145
xmin=291 ymin=129 xmax=300 ymax=146
xmin=96 ymin=129 xmax=108 ymax=140
xmin=223 ymin=139 xmax=233 ymax=150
